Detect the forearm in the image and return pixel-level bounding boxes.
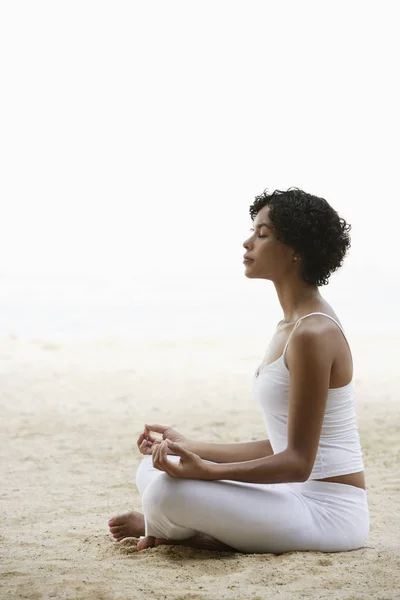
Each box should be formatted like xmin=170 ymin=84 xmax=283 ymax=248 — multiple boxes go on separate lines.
xmin=204 ymin=448 xmax=309 ymax=484
xmin=186 ymin=438 xmax=273 ymax=463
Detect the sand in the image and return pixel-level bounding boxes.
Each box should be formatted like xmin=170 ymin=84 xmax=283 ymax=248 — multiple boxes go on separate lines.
xmin=1 ymin=332 xmax=399 ymax=600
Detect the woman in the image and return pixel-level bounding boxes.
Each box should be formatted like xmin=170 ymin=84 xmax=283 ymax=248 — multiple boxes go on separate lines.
xmin=108 ymin=187 xmax=369 ymax=554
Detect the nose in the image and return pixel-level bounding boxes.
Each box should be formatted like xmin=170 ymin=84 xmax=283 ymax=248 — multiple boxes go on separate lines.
xmin=243 ymin=237 xmax=252 ymax=250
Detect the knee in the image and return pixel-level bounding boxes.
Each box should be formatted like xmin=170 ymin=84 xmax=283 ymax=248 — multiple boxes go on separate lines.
xmin=135 ymin=456 xmax=153 ymax=496
xmin=136 ymin=455 xmax=181 ymax=497
xmin=141 ymin=474 xmax=186 ymax=520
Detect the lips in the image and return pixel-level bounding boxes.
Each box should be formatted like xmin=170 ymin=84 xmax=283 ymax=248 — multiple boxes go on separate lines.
xmin=243 ymin=256 xmax=254 ymax=261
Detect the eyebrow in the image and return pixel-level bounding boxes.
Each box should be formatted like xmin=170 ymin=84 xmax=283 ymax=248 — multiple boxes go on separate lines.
xmin=250 ymin=223 xmax=272 ymax=230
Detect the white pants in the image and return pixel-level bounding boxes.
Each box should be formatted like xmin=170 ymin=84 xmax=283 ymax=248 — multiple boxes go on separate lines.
xmin=136 ymin=455 xmax=370 ymax=554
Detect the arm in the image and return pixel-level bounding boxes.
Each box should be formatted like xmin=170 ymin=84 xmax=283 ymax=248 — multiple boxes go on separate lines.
xmin=142 ymin=424 xmax=273 ymax=463
xmin=204 ymin=324 xmax=332 ymax=483
xmin=185 ymin=439 xmax=273 ymax=463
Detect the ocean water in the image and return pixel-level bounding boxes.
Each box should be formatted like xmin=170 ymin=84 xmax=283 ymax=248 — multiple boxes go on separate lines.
xmin=0 ymin=265 xmax=399 ymax=342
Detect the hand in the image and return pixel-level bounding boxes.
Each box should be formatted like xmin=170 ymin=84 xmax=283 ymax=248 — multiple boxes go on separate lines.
xmin=137 ymin=429 xmax=157 ymax=456
xmin=152 ymin=439 xmax=211 ymax=480
xmin=137 ymin=423 xmax=187 ymax=456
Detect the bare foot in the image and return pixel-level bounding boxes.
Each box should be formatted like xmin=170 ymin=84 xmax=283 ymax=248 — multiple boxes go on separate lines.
xmin=108 ymin=511 xmax=145 ymax=541
xmin=137 ymin=533 xmax=236 ymax=552
xmin=137 ymin=535 xmax=155 ymax=550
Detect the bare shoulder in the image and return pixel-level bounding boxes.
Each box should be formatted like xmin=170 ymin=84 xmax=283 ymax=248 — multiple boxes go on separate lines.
xmin=287 ymin=315 xmax=343 ymax=366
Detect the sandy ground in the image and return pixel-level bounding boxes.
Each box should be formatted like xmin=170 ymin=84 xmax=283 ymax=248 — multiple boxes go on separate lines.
xmin=1 ymin=332 xmax=399 ymax=600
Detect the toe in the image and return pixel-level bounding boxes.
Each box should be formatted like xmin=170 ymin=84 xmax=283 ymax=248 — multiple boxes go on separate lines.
xmin=109 ymin=525 xmax=123 ymax=533
xmin=108 ymin=515 xmax=126 ymax=526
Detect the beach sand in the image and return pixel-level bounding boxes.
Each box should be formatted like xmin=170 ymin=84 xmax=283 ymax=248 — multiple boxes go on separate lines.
xmin=1 ymin=333 xmax=399 ymax=600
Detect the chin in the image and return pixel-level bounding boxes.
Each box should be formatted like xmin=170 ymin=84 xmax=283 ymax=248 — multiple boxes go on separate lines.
xmin=244 ymin=268 xmax=270 ymax=281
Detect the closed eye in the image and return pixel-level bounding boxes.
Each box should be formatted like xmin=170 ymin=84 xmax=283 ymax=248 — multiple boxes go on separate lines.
xmin=250 ymin=228 xmax=267 ymax=238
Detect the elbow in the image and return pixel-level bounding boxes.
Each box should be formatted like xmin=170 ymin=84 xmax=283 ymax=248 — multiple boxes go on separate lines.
xmin=296 ymin=466 xmax=312 ymax=482
xmin=285 ymin=449 xmax=312 ymax=482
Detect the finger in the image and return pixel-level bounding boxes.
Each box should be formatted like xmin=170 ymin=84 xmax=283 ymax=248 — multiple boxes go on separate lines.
xmin=145 ymin=424 xmax=168 ymax=435
xmin=152 ymin=438 xmax=162 ymax=451
xmin=160 ymin=440 xmax=168 ymax=463
xmin=140 ymin=439 xmax=151 ymax=454
xmin=160 ymin=442 xmax=179 ymax=477
xmin=140 ymin=436 xmax=151 ymax=448
xmin=156 ymin=443 xmax=165 ymax=469
xmin=152 ymin=442 xmax=162 ymax=469
xmin=151 ymin=443 xmax=157 ymax=465
xmin=157 ymin=441 xmax=172 ymax=473
xmin=140 ymin=436 xmax=153 ymax=446
xmin=166 ymin=441 xmax=189 ymax=456
xmin=138 ymin=437 xmax=151 ymax=454
xmin=144 ymin=427 xmax=157 ymax=443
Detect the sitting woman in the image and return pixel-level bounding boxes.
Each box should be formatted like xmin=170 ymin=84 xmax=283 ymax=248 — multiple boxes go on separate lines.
xmin=108 ymin=187 xmax=369 ymax=554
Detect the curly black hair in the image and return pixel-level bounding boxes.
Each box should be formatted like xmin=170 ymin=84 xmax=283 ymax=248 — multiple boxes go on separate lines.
xmin=249 ymin=187 xmax=351 ymax=286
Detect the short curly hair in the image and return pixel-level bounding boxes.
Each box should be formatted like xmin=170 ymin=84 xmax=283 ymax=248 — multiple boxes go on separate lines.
xmin=249 ymin=187 xmax=351 ymax=286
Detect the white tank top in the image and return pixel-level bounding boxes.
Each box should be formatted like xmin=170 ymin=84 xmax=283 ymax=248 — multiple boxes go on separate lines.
xmin=252 ymin=312 xmax=365 ymax=479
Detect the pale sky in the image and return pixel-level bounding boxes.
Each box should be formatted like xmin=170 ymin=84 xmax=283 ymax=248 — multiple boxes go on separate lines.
xmin=1 ymin=1 xmax=398 ymax=277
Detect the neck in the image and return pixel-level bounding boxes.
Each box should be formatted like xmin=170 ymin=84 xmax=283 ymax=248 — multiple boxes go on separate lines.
xmin=273 ymin=277 xmax=322 ymax=323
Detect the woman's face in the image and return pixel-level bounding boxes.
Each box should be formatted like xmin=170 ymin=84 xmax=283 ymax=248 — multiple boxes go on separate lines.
xmin=242 ymin=205 xmax=293 ymax=280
